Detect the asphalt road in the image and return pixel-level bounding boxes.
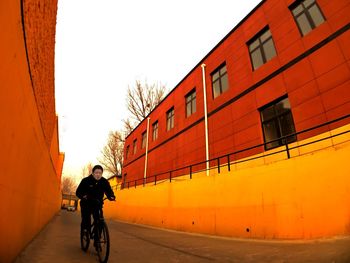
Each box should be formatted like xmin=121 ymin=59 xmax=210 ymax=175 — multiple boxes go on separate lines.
xmin=15 ymin=210 xmax=350 ymax=263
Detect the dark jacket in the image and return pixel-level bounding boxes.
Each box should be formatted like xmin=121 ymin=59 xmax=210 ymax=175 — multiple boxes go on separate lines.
xmin=76 ymin=175 xmax=115 ymax=203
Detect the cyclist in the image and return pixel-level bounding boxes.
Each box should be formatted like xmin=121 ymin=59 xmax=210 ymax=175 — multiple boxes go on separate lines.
xmin=76 ymin=165 xmax=115 ymax=248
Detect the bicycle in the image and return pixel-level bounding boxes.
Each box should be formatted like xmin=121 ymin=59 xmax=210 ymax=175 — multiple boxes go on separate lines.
xmin=80 ymin=197 xmax=114 ymax=263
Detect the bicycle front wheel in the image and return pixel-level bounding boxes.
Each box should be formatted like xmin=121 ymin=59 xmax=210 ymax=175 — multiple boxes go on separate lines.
xmin=96 ymin=221 xmax=110 ymax=263
xmin=80 ymin=228 xmax=90 ymax=252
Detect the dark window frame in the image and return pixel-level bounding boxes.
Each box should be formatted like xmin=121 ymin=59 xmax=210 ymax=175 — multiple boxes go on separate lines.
xmin=247 ymin=26 xmax=277 ymax=71
xmin=141 ymin=131 xmax=147 ymax=149
xmin=185 ymin=88 xmax=197 ymax=117
xmin=290 ymin=0 xmax=326 ymax=36
xmin=123 ymin=173 xmax=127 ymax=188
xmin=211 ymin=63 xmax=229 ymax=99
xmin=133 ymin=139 xmax=137 ymax=155
xmin=152 ymin=121 xmax=159 ymax=141
xmin=259 ymin=96 xmax=296 ymax=150
xmin=166 ymin=107 xmax=175 ymax=131
xmin=125 ymin=145 xmax=130 ymax=159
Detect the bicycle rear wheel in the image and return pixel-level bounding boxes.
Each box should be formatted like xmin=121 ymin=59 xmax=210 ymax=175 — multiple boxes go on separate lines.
xmin=80 ymin=228 xmax=90 ymax=252
xmin=96 ymin=221 xmax=110 ymax=263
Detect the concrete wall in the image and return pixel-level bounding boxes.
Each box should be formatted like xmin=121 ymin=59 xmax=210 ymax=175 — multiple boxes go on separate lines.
xmin=0 ymin=0 xmax=62 ymax=261
xmin=105 ymin=125 xmax=350 ymax=239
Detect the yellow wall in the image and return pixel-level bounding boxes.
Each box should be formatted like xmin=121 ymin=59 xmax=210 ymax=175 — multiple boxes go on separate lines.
xmin=104 ymin=125 xmax=350 ymax=239
xmin=108 ymin=176 xmax=123 ymax=191
xmin=108 ymin=177 xmax=117 ymax=188
xmin=0 ymin=0 xmax=62 ymax=261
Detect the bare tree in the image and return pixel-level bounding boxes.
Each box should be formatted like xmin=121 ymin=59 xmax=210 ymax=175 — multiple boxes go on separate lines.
xmin=61 ymin=176 xmax=77 ymax=194
xmin=81 ymin=162 xmax=93 ymax=179
xmin=122 ymin=118 xmax=136 ymax=137
xmin=81 ymin=166 xmax=88 ymax=179
xmin=99 ymin=80 xmax=166 ymax=175
xmin=99 ymin=131 xmax=124 ymax=176
xmin=126 ymin=80 xmax=166 ymax=123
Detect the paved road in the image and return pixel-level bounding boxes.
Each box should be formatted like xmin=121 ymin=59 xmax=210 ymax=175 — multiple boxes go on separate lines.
xmin=15 ymin=211 xmax=350 ymax=263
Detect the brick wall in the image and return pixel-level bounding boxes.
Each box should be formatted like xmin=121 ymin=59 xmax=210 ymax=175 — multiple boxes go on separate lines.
xmin=23 ymin=0 xmax=58 ymax=147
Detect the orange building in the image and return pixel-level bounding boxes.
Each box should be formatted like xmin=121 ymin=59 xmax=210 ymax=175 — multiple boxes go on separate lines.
xmin=0 ymin=0 xmax=63 ymax=261
xmin=122 ymin=0 xmax=350 ymax=186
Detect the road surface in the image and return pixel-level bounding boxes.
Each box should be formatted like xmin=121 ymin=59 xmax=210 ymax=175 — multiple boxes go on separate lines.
xmin=15 ymin=210 xmax=350 ymax=262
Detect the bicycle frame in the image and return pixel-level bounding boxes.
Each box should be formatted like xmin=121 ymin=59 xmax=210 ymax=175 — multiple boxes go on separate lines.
xmin=80 ymin=197 xmax=113 ymax=262
xmin=90 ymin=207 xmax=105 ymax=241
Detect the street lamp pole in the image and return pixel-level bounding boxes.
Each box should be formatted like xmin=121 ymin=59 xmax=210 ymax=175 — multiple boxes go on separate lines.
xmin=201 ymin=64 xmax=210 ymax=176
xmin=143 ymin=117 xmax=151 ymax=182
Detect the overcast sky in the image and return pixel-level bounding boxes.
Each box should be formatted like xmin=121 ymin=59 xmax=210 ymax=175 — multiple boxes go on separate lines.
xmin=55 ymin=0 xmax=261 ymax=181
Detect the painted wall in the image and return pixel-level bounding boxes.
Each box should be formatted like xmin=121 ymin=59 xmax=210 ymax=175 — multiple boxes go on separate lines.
xmin=0 ymin=0 xmax=62 ymax=261
xmin=105 ymin=125 xmax=350 ymax=239
xmin=123 ymin=0 xmax=350 ymax=184
xmin=108 ymin=175 xmax=123 ymax=190
xmin=23 ymin=0 xmax=58 ymax=147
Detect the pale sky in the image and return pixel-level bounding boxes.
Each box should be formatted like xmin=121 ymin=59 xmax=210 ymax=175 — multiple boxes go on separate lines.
xmin=55 ymin=0 xmax=261 ymax=181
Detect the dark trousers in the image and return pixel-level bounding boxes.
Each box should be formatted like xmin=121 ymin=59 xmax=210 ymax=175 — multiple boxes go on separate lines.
xmin=80 ymin=200 xmax=100 ymax=241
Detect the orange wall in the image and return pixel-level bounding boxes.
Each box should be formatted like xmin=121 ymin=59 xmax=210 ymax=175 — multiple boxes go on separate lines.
xmin=50 ymin=117 xmax=59 ymax=171
xmin=50 ymin=116 xmax=64 ymax=180
xmin=105 ymin=126 xmax=350 ymax=239
xmin=0 ymin=0 xmax=62 ymax=261
xmin=56 ymin=152 xmax=65 ymax=181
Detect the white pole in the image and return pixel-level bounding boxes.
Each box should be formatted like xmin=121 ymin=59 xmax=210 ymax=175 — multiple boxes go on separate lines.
xmin=201 ymin=64 xmax=210 ymax=176
xmin=144 ymin=117 xmax=151 ymax=180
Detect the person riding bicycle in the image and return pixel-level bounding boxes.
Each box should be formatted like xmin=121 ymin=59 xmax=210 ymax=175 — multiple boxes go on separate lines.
xmin=76 ymin=165 xmax=115 ymax=247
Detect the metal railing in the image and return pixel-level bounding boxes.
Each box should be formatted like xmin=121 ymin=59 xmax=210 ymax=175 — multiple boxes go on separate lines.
xmin=120 ymin=114 xmax=350 ymax=190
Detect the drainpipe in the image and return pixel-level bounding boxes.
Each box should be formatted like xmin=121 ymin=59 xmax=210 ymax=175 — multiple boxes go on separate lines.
xmin=201 ymin=64 xmax=210 ymax=176
xmin=143 ymin=117 xmax=151 ymax=181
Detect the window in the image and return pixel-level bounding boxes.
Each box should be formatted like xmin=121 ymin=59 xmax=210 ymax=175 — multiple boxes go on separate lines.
xmin=141 ymin=131 xmax=147 ymax=149
xmin=125 ymin=145 xmax=130 ymax=159
xmin=290 ymin=0 xmax=325 ymax=36
xmin=248 ymin=27 xmax=277 ymax=70
xmin=152 ymin=121 xmax=158 ymax=141
xmin=133 ymin=139 xmax=137 ymax=154
xmin=211 ymin=64 xmax=229 ymax=98
xmin=123 ymin=174 xmax=127 ymax=188
xmin=260 ymin=97 xmax=296 ymax=150
xmin=166 ymin=107 xmax=174 ymax=131
xmin=185 ymin=89 xmax=196 ymax=117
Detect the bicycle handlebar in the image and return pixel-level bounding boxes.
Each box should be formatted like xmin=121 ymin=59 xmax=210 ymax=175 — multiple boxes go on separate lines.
xmin=82 ymin=196 xmax=115 ymax=203
xmin=103 ymin=197 xmax=116 ymax=201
